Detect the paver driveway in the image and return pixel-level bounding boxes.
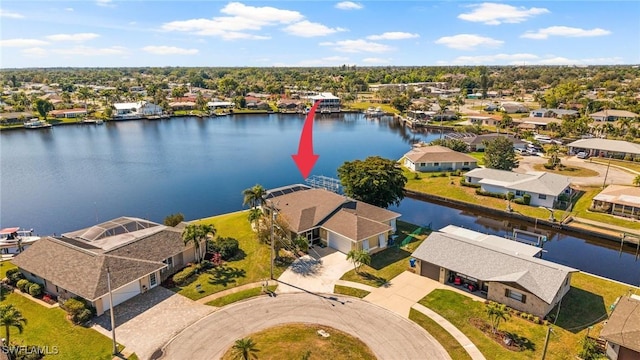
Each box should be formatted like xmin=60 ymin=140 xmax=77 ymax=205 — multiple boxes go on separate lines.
xmin=92 ymin=286 xmax=214 ymax=360
xmin=277 ymin=247 xmax=353 ymax=294
xmin=159 ymin=292 xmax=451 ymax=360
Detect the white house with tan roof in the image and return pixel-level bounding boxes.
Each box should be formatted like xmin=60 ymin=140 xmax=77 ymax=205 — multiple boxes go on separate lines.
xmin=402 ymin=145 xmax=478 ymax=172
xmin=265 ymin=185 xmax=400 ymax=254
xmin=589 ymin=109 xmax=639 ymax=122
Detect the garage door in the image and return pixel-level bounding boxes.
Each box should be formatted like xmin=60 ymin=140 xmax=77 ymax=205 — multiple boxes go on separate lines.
xmin=102 ymin=280 xmax=140 ymax=310
xmin=328 ymin=232 xmax=352 ymax=253
xmin=420 ymin=262 xmax=440 ymax=281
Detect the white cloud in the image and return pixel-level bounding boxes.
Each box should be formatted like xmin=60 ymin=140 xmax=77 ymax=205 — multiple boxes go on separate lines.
xmin=96 ymin=0 xmax=115 ymax=8
xmin=65 ymin=7 xmax=74 ymax=12
xmin=294 ymin=56 xmax=350 ymax=66
xmin=161 ymin=2 xmax=302 ymax=39
xmin=366 ymin=32 xmax=419 ymax=40
xmin=361 ymin=57 xmax=392 ymax=64
xmin=443 ymin=53 xmax=539 ymax=65
xmin=458 ymin=3 xmax=549 ymax=25
xmin=0 ymin=38 xmax=49 ymax=47
xmin=435 ymin=34 xmax=503 ymax=50
xmin=536 ymin=56 xmax=623 ymax=65
xmin=142 ymin=46 xmax=199 ymax=55
xmin=284 ymin=20 xmax=347 ymax=37
xmin=21 ymin=47 xmax=48 ymax=57
xmin=335 ymin=1 xmax=363 ymax=10
xmin=53 ymin=46 xmax=126 ymax=56
xmin=0 ymin=9 xmax=24 ymax=18
xmin=45 ymin=33 xmax=100 ymax=42
xmin=521 ymin=26 xmax=611 ymax=39
xmin=319 ymin=39 xmax=393 ymax=53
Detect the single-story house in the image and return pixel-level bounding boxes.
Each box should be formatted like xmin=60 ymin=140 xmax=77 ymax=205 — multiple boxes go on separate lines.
xmin=264 ymin=185 xmax=400 ymax=254
xmin=464 ymin=168 xmax=572 ymax=208
xmin=591 ymin=185 xmax=640 ymax=219
xmin=529 ymin=108 xmax=579 ymax=118
xmin=600 ymin=295 xmax=640 ymax=360
xmin=277 ymin=99 xmax=304 ymax=110
xmin=402 ymin=145 xmax=478 ymax=172
xmin=113 ymin=101 xmax=162 ymax=118
xmin=0 ymin=111 xmax=35 ymax=124
xmin=445 ymin=133 xmax=527 ymax=152
xmin=169 ymin=101 xmax=196 ymax=110
xmin=306 ymin=92 xmax=341 ymax=112
xmin=499 ymin=102 xmax=528 ymax=114
xmin=567 ymin=139 xmax=640 ymax=159
xmin=11 ymin=217 xmax=201 ymax=315
xmin=589 ymin=110 xmax=639 ymax=122
xmin=512 ymin=117 xmax=562 ymax=131
xmin=467 ymin=115 xmax=502 ymax=127
xmin=207 ymin=101 xmax=234 ymax=109
xmin=411 ymin=225 xmax=577 ymax=318
xmin=48 ymin=108 xmax=87 ymax=118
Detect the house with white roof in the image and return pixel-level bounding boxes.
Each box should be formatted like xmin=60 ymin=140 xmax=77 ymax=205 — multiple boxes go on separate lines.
xmin=589 ymin=109 xmax=639 ymax=122
xmin=567 ymin=138 xmax=640 ymax=159
xmin=113 ymin=101 xmax=162 ymax=118
xmin=306 ymin=92 xmax=340 ymax=113
xmin=591 ymin=185 xmax=640 ymax=220
xmin=411 ymin=225 xmax=577 ymax=318
xmin=464 ymin=168 xmax=572 ymax=208
xmin=529 ymin=108 xmax=579 ymax=118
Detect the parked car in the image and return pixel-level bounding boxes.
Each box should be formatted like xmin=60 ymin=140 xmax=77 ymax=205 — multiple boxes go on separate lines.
xmin=576 ymin=151 xmax=589 ymax=159
xmin=515 ymin=148 xmax=529 ymax=156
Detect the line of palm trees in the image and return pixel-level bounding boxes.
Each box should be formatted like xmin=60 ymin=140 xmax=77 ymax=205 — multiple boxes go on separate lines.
xmin=243 ymin=184 xmax=267 ymax=229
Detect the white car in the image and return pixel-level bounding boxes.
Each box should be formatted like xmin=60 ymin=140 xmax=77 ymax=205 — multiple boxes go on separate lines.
xmin=576 ymin=151 xmax=589 ymax=159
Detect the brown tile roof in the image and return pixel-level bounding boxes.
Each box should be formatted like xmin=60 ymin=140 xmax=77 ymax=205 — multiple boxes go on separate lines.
xmin=403 ymin=145 xmax=478 ymax=164
xmin=267 ymin=188 xmax=349 ymax=233
xmin=12 ymin=237 xmax=165 ymax=301
xmin=600 ymin=296 xmax=640 ymax=352
xmin=322 ymin=210 xmax=391 ymax=241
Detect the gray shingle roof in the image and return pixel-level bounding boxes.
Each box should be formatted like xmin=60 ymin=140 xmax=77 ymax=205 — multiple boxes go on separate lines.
xmin=322 ymin=210 xmax=391 ymax=241
xmin=403 ymin=145 xmax=478 ymax=164
xmin=411 ymin=231 xmax=576 ymax=304
xmin=465 ymin=168 xmax=571 ymax=196
xmin=600 ymin=296 xmax=640 ymax=352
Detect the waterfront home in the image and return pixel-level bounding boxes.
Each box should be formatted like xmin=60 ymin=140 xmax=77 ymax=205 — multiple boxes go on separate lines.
xmin=277 ymin=99 xmax=304 ymax=111
xmin=529 ymin=108 xmax=579 ymax=118
xmin=589 ymin=109 xmax=639 ymax=122
xmin=591 ymin=185 xmax=640 ymax=219
xmin=600 ymin=295 xmax=640 ymax=360
xmin=467 ymin=115 xmax=502 ymax=127
xmin=207 ymin=101 xmax=234 ymax=110
xmin=512 ymin=116 xmax=562 ymax=131
xmin=0 ymin=111 xmax=34 ymax=124
xmin=567 ymin=138 xmax=640 ymax=159
xmin=49 ymin=108 xmax=87 ymax=118
xmin=12 ymin=217 xmax=201 ymax=315
xmin=402 ymin=145 xmax=478 ymax=172
xmin=169 ymin=101 xmax=196 ymax=111
xmin=307 ymin=92 xmax=340 ymax=113
xmin=264 ymin=185 xmax=399 ymax=254
xmin=411 ymin=225 xmax=577 ymax=318
xmin=464 ymin=168 xmax=572 ymax=208
xmin=445 ymin=133 xmax=527 ymax=152
xmin=113 ymin=101 xmax=162 ymax=118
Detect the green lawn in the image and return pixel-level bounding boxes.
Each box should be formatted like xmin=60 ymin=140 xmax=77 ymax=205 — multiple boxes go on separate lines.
xmin=340 ymin=221 xmax=426 ymax=287
xmin=409 ymin=309 xmax=472 ymax=360
xmin=333 ymin=285 xmax=370 ymax=298
xmin=346 ymin=101 xmax=399 ymax=114
xmin=590 ymin=158 xmax=640 ymax=174
xmin=468 ymin=152 xmax=486 ymax=166
xmin=205 ymin=285 xmax=277 ymax=307
xmin=571 ymin=188 xmax=640 ymax=230
xmin=174 ymin=211 xmax=288 ymax=300
xmin=532 ymin=164 xmax=599 ymax=177
xmin=220 ymin=323 xmax=376 ymax=360
xmin=1 ymin=293 xmax=116 ymax=360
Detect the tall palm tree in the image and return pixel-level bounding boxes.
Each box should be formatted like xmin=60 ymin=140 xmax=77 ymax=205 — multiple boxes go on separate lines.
xmin=486 ymin=302 xmax=509 ymax=334
xmin=181 ymin=224 xmax=216 ymax=263
xmin=232 ymin=338 xmax=259 ymax=360
xmin=242 ymin=184 xmax=267 ymax=209
xmin=0 ymin=304 xmax=27 ymax=345
xmin=247 ymin=207 xmax=263 ymax=229
xmin=346 ymin=249 xmax=371 ymax=274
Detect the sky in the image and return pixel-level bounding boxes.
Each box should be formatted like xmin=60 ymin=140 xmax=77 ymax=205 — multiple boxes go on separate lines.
xmin=1 ymin=1 xmax=639 ymax=68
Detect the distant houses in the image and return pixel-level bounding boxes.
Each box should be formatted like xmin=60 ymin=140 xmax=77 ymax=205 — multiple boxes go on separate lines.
xmin=589 ymin=109 xmax=639 ymax=122
xmin=445 ymin=133 xmax=527 ymax=152
xmin=402 ymin=145 xmax=478 ymax=172
xmin=464 ymin=168 xmax=572 ymax=208
xmin=529 ymin=108 xmax=579 ymax=118
xmin=499 ymin=102 xmax=528 ymax=114
xmin=567 ymin=139 xmax=640 ymax=160
xmin=113 ymin=101 xmax=162 ymax=119
xmin=49 ymin=108 xmax=87 ymax=119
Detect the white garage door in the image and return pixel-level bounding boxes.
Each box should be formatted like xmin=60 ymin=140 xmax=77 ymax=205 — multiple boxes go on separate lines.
xmin=328 ymin=232 xmax=352 ymax=253
xmin=102 ymin=280 xmax=140 ymax=311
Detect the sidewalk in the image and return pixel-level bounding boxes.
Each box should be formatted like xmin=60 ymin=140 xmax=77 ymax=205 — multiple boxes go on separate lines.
xmin=195 ymin=281 xmax=267 ymax=304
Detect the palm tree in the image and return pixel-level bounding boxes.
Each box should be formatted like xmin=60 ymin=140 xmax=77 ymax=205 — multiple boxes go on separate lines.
xmin=77 ymin=86 xmax=92 ymax=111
xmin=0 ymin=304 xmax=27 ymax=345
xmin=633 ymin=175 xmax=640 ymax=187
xmin=346 ymin=249 xmax=371 ymax=274
xmin=181 ymin=224 xmax=216 ymax=263
xmin=247 ymin=207 xmax=263 ymax=229
xmin=437 ymin=98 xmax=450 ymax=140
xmin=232 ymin=338 xmax=259 ymax=360
xmin=486 ymin=302 xmax=509 ymax=334
xmin=242 ymin=184 xmax=267 ymax=209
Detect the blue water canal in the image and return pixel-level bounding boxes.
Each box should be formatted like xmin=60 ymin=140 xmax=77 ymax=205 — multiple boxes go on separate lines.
xmin=1 ymin=114 xmax=639 ymax=285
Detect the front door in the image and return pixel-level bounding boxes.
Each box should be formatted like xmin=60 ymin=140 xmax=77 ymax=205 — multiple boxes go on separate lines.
xmin=149 ymin=272 xmax=158 ymax=288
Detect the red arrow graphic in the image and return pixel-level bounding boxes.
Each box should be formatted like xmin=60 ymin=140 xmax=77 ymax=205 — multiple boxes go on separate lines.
xmin=292 ymin=100 xmax=321 ymax=179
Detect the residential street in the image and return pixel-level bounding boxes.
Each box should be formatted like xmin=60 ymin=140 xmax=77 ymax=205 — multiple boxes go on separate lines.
xmin=159 ymin=292 xmax=451 ymax=360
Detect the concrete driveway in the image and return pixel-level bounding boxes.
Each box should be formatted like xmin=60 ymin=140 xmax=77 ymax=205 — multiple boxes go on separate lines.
xmin=364 ymin=271 xmax=442 ymax=318
xmin=515 ymin=154 xmax=633 ymax=187
xmin=276 ymin=247 xmax=353 ymax=294
xmin=159 ymin=292 xmax=451 ymax=360
xmin=92 ymin=286 xmax=214 ymax=360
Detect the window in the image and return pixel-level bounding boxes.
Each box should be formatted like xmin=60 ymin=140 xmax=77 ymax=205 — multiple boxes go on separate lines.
xmin=463 ymin=162 xmax=469 ymax=165
xmin=538 ymin=194 xmax=547 ymax=199
xmin=515 ymin=190 xmax=524 ymax=196
xmin=150 ymin=273 xmax=157 ymax=287
xmin=504 ymin=288 xmax=526 ymax=303
xmin=420 ymin=163 xmax=425 ymax=167
xmin=433 ymin=162 xmax=440 ymax=166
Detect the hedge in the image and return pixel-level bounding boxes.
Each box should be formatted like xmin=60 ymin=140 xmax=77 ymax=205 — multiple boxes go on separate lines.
xmin=173 ymin=265 xmax=197 ymax=285
xmin=475 ymin=188 xmax=507 ymax=199
xmin=459 ymin=179 xmax=481 ymax=188
xmin=28 ymin=283 xmax=42 ymax=297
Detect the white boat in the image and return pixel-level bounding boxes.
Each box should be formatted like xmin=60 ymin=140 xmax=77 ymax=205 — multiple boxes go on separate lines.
xmin=0 ymin=227 xmax=40 ymax=255
xmin=23 ymin=118 xmax=52 ymax=129
xmin=364 ymin=107 xmax=385 ymax=117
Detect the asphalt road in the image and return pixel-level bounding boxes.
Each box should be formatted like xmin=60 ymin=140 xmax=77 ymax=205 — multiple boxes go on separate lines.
xmin=159 ymin=292 xmax=451 ymax=360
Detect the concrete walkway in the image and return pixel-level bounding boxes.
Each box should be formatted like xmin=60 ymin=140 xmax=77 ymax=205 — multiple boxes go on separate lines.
xmin=413 ymin=304 xmax=486 ymax=360
xmin=195 ymin=281 xmax=270 ymax=304
xmin=276 ymin=248 xmax=352 ymax=294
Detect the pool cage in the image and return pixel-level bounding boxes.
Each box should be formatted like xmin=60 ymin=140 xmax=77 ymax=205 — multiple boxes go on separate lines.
xmin=305 ymin=175 xmax=343 ymax=195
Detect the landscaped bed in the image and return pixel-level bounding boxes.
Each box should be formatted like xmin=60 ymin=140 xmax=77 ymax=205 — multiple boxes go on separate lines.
xmin=220 ymin=323 xmax=376 ymax=360
xmin=333 ymin=285 xmax=370 ymax=298
xmin=205 ymin=285 xmax=277 ymax=307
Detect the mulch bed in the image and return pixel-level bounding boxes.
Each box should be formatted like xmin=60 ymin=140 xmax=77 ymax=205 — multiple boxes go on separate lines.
xmin=469 ymin=318 xmax=524 ymax=352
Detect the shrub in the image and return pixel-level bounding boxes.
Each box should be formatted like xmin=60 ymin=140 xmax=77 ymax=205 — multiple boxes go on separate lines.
xmin=624 ymin=154 xmax=633 ymax=161
xmin=62 ymin=298 xmax=86 ymax=315
xmin=475 ymin=189 xmax=506 ymax=199
xmin=520 ymin=312 xmax=528 ymax=319
xmin=506 ymin=192 xmax=514 ymax=200
xmin=513 ymin=198 xmax=525 ymax=205
xmin=5 ymin=268 xmax=19 ymax=279
xmin=412 ymin=172 xmax=420 ymax=180
xmin=7 ymin=270 xmax=24 ymax=286
xmin=460 ymin=179 xmax=481 ymax=188
xmin=172 ymin=266 xmax=197 ymax=285
xmin=28 ymin=283 xmax=42 ymax=297
xmin=543 ymin=163 xmax=555 ymax=169
xmin=16 ymin=279 xmax=31 ymax=292
xmin=73 ymin=309 xmax=93 ymax=324
xmin=523 ymin=194 xmax=531 ymax=205
xmin=209 ymin=237 xmax=240 ymax=260
xmin=533 ymin=316 xmax=540 ymax=324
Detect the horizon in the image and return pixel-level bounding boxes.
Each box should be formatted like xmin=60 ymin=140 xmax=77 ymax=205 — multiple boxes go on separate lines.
xmin=1 ymin=1 xmax=639 ymax=68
